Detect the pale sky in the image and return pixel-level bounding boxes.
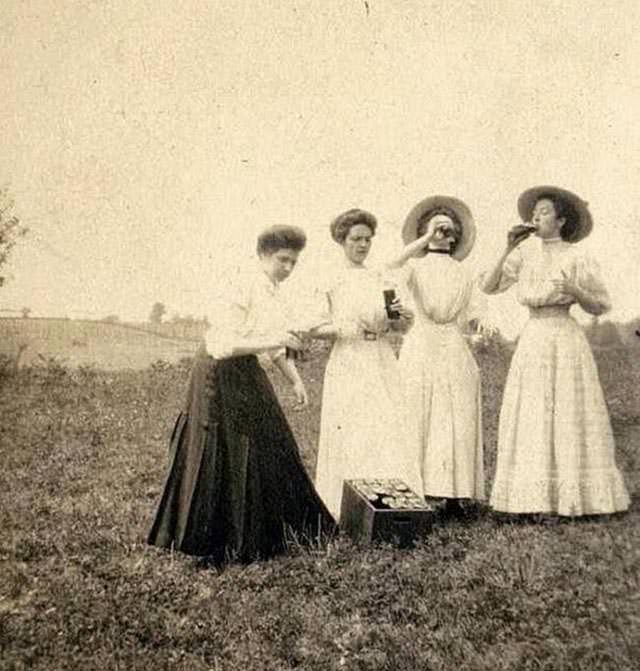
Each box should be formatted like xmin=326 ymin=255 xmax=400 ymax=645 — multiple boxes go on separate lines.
xmin=2 ymin=0 xmax=640 ymax=338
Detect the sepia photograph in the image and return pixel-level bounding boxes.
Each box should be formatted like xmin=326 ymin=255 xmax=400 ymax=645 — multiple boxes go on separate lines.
xmin=1 ymin=1 xmax=638 ymax=669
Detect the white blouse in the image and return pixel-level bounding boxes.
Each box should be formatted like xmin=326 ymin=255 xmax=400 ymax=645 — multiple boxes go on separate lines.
xmin=204 ymin=266 xmax=289 ymax=360
xmin=318 ymin=264 xmax=393 ymax=339
xmin=493 ymin=237 xmax=611 ymax=314
xmin=404 ymin=255 xmax=485 ymax=327
xmin=392 ymin=255 xmax=486 ymax=332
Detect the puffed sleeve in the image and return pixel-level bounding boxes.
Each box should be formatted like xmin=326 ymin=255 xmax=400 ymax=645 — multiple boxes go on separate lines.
xmin=318 ymin=274 xmax=361 ymax=338
xmin=574 ymin=254 xmax=612 ymax=315
xmin=464 ymin=275 xmax=489 ymax=323
xmin=313 ymin=275 xmax=334 ymax=325
xmin=203 ymin=274 xmax=253 ymax=359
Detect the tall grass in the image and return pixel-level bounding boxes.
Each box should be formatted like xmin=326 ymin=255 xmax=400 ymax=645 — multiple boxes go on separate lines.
xmin=0 ymin=345 xmax=638 ymax=670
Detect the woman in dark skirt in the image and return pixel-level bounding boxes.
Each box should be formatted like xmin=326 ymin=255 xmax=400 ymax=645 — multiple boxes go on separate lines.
xmin=147 ymin=225 xmax=335 ymax=563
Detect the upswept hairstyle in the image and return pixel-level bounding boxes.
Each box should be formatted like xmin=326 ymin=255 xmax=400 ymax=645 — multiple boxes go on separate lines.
xmin=256 ymin=225 xmax=307 ymax=256
xmin=330 ymin=209 xmax=377 ymax=243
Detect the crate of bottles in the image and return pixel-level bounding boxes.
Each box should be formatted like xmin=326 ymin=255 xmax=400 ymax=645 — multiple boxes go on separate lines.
xmin=340 ymin=478 xmax=434 ymax=548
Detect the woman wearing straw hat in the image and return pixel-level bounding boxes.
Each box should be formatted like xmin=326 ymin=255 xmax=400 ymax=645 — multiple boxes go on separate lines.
xmin=389 ymin=196 xmax=486 ymax=517
xmin=481 ymin=186 xmax=630 ymax=516
xmin=311 ymin=208 xmax=423 ymax=520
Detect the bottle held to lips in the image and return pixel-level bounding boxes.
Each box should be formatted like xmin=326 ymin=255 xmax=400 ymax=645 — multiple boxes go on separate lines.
xmin=434 ymin=222 xmax=454 ymax=241
xmin=510 ymin=222 xmax=537 ymax=245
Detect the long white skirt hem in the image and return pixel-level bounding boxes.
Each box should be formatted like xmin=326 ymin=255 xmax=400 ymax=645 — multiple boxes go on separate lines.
xmin=490 ymin=313 xmax=630 ymax=516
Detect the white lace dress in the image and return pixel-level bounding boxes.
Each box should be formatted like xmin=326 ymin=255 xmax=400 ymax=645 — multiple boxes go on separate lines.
xmin=399 ymin=255 xmax=485 ymax=500
xmin=314 ymin=265 xmax=423 ymax=519
xmin=488 ymin=237 xmax=630 ymax=515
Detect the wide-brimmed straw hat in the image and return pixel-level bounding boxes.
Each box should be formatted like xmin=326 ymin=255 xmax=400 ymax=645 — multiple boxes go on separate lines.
xmin=517 ymin=185 xmax=593 ymax=242
xmin=402 ymin=195 xmax=475 ymax=261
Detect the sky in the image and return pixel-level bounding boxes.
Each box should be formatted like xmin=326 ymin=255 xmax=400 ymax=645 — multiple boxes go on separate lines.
xmin=1 ymin=0 xmax=640 ymax=339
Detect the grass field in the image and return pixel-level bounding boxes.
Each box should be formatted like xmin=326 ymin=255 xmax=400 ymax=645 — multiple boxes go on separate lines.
xmin=0 ymin=343 xmax=638 ymax=670
xmin=0 ymin=318 xmax=200 ymax=370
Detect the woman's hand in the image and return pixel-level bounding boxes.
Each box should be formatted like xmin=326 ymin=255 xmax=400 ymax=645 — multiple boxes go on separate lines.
xmin=506 ymin=223 xmax=536 ymax=252
xmin=477 ymin=318 xmax=498 ymax=339
xmin=551 ymin=269 xmax=605 ymax=314
xmin=307 ymin=323 xmax=339 ymax=340
xmin=390 ymin=297 xmax=414 ymax=323
xmin=387 ymin=220 xmax=442 ymax=268
xmin=388 ymin=297 xmax=414 ymax=333
xmin=551 ymin=269 xmax=578 ymax=297
xmin=480 ymin=227 xmax=531 ymax=295
xmin=292 ymin=379 xmax=309 ymax=408
xmin=412 ymin=219 xmax=442 ymax=255
xmin=279 ymin=331 xmax=305 ymax=351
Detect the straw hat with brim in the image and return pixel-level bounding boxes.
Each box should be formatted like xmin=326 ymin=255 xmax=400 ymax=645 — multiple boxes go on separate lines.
xmin=517 ymin=185 xmax=593 ymax=243
xmin=402 ymin=195 xmax=476 ymax=261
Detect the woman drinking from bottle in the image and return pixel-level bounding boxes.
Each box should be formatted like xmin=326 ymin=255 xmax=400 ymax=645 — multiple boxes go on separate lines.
xmin=390 ymin=195 xmax=485 ymax=517
xmin=481 ymin=186 xmax=630 ymax=516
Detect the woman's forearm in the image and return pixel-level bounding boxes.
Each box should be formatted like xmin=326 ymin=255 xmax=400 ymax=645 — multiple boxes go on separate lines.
xmin=573 ymin=287 xmax=608 ymax=316
xmin=387 ymin=238 xmax=429 ymax=269
xmin=273 ymin=353 xmax=302 ymax=385
xmin=480 ymin=250 xmax=510 ymax=294
xmin=309 ymin=323 xmax=339 ymax=341
xmin=228 ymin=340 xmax=279 ymax=356
xmin=207 ymin=333 xmax=283 ymax=358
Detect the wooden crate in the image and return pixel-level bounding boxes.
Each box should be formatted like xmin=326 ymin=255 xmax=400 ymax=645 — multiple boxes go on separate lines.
xmin=339 ymin=479 xmax=434 ymax=548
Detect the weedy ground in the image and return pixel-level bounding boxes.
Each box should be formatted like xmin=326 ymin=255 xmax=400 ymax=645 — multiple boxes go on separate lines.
xmin=1 ymin=343 xmax=638 ymax=670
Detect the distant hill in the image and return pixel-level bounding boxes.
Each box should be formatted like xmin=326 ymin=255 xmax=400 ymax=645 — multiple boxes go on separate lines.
xmin=1 ymin=315 xmax=637 ymax=371
xmin=0 ymin=318 xmax=203 ymax=370
xmin=126 ymin=319 xmax=209 ymax=341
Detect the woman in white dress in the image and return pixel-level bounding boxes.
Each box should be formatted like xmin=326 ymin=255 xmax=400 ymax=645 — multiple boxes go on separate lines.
xmin=312 ymin=209 xmax=421 ymax=520
xmin=481 ymin=186 xmax=630 ymax=516
xmin=390 ymin=196 xmax=485 ymax=517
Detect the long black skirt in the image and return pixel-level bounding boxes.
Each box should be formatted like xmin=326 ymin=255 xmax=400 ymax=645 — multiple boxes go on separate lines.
xmin=147 ymin=348 xmax=335 ymax=563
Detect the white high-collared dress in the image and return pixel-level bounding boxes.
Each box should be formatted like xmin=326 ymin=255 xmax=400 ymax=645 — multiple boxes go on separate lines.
xmin=488 ymin=237 xmax=630 ymax=515
xmin=314 ymin=264 xmax=423 ymax=519
xmin=399 ymin=254 xmax=485 ymax=501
